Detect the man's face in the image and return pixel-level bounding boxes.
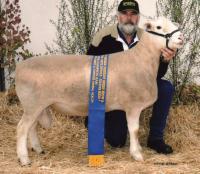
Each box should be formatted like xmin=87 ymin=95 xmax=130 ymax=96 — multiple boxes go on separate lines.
xmin=117 ymin=10 xmax=140 ymax=35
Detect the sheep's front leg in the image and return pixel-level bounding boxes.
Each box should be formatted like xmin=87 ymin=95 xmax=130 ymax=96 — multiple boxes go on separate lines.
xmin=126 ymin=109 xmax=143 ymax=161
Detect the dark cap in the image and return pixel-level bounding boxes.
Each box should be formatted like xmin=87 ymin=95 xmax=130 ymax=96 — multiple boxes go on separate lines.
xmin=118 ymin=0 xmax=140 ymax=14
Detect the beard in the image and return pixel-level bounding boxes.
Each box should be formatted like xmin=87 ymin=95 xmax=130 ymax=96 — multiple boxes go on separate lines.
xmin=118 ymin=22 xmax=137 ymax=35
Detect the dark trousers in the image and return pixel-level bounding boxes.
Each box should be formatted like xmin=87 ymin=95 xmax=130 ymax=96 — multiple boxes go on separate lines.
xmin=85 ymin=79 xmax=175 ymax=147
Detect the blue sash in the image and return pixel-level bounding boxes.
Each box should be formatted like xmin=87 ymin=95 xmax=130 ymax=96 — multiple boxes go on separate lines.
xmin=88 ymin=54 xmax=109 ymax=166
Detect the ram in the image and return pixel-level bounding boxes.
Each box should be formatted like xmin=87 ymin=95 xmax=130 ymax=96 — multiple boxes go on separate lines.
xmin=15 ymin=17 xmax=184 ymax=166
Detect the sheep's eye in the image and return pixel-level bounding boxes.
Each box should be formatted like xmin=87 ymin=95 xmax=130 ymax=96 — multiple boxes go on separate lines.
xmin=157 ymin=26 xmax=162 ymax=29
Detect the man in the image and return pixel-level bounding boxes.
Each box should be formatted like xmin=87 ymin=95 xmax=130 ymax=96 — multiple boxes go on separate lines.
xmin=85 ymin=0 xmax=176 ymax=154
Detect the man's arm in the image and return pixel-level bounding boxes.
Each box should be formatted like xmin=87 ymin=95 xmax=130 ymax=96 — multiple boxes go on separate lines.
xmin=157 ymin=48 xmax=177 ymax=79
xmin=157 ymin=59 xmax=169 ymax=79
xmin=86 ymin=27 xmax=110 ymax=56
xmin=87 ymin=44 xmax=101 ymax=55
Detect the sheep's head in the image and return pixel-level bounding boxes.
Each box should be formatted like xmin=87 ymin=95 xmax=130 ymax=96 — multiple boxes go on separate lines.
xmin=144 ymin=17 xmax=184 ymax=50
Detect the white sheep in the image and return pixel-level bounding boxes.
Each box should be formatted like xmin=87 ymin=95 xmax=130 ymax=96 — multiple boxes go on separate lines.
xmin=15 ymin=17 xmax=184 ymax=166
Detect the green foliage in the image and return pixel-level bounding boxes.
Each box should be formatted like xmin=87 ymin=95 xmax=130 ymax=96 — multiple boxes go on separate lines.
xmin=46 ymin=0 xmax=118 ymax=54
xmin=157 ymin=0 xmax=200 ymax=104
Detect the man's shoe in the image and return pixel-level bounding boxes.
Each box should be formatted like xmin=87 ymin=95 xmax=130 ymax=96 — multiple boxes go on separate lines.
xmin=147 ymin=138 xmax=173 ymax=154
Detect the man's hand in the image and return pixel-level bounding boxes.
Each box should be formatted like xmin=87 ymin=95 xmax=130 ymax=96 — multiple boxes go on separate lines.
xmin=161 ymin=48 xmax=177 ymax=62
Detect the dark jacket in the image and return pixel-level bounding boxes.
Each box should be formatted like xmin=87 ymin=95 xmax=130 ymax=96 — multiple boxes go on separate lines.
xmin=87 ymin=24 xmax=169 ymax=79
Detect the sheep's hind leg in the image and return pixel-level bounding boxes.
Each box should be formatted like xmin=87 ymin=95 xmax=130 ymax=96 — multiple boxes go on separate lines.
xmin=29 ymin=108 xmax=52 ymax=154
xmin=29 ymin=121 xmax=44 ymax=154
xmin=17 ymin=110 xmax=42 ymax=166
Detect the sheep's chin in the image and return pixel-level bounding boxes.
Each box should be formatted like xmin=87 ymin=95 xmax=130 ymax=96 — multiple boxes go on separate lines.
xmin=169 ymin=42 xmax=184 ymax=49
xmin=176 ymin=44 xmax=184 ymax=49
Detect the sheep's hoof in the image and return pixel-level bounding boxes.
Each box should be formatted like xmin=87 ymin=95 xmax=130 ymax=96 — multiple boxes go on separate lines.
xmin=131 ymin=151 xmax=144 ymax=161
xmin=18 ymin=157 xmax=32 ymax=167
xmin=31 ymin=147 xmax=45 ymax=155
xmin=40 ymin=150 xmax=45 ymax=154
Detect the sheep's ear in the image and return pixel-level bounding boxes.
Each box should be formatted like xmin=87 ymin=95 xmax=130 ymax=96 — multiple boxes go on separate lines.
xmin=144 ymin=22 xmax=152 ymax=31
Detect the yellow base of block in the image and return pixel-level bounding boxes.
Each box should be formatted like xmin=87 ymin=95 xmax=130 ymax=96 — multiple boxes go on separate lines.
xmin=88 ymin=155 xmax=105 ymax=167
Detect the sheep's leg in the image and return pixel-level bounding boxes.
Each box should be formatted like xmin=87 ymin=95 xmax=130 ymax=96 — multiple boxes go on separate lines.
xmin=17 ymin=111 xmax=41 ymax=166
xmin=29 ymin=109 xmax=52 ymax=154
xmin=29 ymin=121 xmax=44 ymax=154
xmin=126 ymin=109 xmax=143 ymax=161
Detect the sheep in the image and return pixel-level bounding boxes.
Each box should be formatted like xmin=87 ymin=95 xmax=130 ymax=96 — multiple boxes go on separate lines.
xmin=15 ymin=17 xmax=184 ymax=166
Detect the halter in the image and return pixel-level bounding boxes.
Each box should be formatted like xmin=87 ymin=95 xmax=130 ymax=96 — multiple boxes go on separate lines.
xmin=147 ymin=29 xmax=180 ymax=51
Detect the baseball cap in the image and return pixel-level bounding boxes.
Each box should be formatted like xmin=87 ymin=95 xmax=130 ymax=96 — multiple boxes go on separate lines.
xmin=118 ymin=0 xmax=140 ymax=14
